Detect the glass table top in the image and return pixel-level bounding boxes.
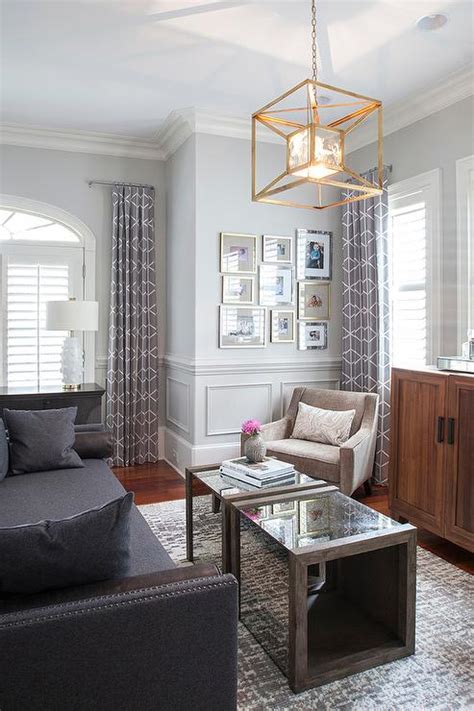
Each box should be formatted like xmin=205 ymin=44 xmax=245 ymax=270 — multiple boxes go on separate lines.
xmin=193 ymin=468 xmax=321 ymax=498
xmin=239 ymin=489 xmax=400 ymax=551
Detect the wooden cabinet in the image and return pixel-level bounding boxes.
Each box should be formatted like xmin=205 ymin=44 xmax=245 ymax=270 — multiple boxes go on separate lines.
xmin=390 ymin=368 xmax=474 ymax=553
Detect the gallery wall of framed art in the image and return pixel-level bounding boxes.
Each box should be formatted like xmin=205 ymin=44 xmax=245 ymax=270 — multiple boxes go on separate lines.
xmin=218 ymin=229 xmax=332 ymax=351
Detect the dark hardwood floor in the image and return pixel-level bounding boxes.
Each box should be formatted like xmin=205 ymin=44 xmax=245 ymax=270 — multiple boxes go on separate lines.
xmin=114 ymin=461 xmax=474 ymax=575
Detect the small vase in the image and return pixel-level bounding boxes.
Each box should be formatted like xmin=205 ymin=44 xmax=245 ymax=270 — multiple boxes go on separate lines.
xmin=245 ymin=433 xmax=267 ymax=464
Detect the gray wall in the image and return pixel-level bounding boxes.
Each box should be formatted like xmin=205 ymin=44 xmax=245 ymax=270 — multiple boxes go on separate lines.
xmin=165 ymin=136 xmax=196 ymax=360
xmin=0 ymin=144 xmax=167 ymax=382
xmin=349 ymin=95 xmax=474 ymax=355
xmin=163 ymin=132 xmax=343 ymax=472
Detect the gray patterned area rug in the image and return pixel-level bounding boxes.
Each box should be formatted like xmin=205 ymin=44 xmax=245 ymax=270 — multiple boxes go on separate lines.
xmin=139 ymin=497 xmax=473 ymax=711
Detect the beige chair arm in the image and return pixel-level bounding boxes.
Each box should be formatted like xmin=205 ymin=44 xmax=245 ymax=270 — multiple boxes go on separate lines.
xmin=240 ymin=417 xmax=292 ymax=455
xmin=339 ymin=428 xmax=375 ymax=496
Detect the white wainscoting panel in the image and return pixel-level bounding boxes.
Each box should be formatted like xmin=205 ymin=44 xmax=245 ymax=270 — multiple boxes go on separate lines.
xmin=166 ymin=376 xmax=191 ymax=434
xmin=206 ymin=382 xmax=273 ymax=436
xmin=280 ymin=378 xmax=340 ymax=417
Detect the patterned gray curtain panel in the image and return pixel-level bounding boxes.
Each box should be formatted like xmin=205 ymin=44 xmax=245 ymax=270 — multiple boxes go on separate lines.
xmin=341 ymin=170 xmax=390 ymax=484
xmin=106 ymin=186 xmax=159 ymax=466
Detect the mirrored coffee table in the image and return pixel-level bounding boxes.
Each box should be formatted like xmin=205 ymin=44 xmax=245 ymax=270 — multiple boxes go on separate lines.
xmin=225 ymin=486 xmax=416 ymax=693
xmin=185 ymin=464 xmax=328 ymax=564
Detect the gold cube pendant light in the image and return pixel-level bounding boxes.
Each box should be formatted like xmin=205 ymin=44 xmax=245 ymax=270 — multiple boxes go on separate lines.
xmin=252 ymin=1 xmax=383 ymax=210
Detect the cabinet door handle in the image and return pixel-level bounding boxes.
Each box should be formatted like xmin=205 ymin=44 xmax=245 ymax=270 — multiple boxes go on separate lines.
xmin=447 ymin=418 xmax=455 ymax=445
xmin=436 ymin=416 xmax=445 ymax=443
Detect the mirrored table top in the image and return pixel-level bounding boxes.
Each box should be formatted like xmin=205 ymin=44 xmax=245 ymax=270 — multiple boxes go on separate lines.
xmin=239 ymin=489 xmax=401 ymax=551
xmin=193 ymin=468 xmax=321 ymax=499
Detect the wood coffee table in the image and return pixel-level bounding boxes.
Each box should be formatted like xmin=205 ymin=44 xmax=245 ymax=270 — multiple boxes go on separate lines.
xmin=185 ymin=464 xmax=327 ymax=564
xmin=224 ymin=486 xmax=416 ymax=693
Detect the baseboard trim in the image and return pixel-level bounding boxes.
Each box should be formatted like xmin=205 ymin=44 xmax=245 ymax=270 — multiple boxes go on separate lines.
xmin=164 ymin=427 xmax=240 ymax=474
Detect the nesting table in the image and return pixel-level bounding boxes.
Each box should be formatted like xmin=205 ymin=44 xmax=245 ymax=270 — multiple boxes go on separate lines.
xmin=224 ymin=486 xmax=416 ymax=692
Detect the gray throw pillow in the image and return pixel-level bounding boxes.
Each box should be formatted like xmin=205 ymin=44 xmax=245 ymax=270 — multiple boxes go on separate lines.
xmin=4 ymin=407 xmax=84 ymax=475
xmin=0 ymin=492 xmax=133 ymax=594
xmin=0 ymin=420 xmax=8 ymax=482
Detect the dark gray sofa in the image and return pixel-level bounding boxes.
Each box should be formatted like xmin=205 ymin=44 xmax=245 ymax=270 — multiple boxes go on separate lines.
xmin=0 ymin=428 xmax=238 ymax=711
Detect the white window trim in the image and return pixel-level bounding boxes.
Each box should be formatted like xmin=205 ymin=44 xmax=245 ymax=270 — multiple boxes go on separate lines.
xmin=388 ymin=169 xmax=442 ymax=366
xmin=0 ymin=194 xmax=96 ymax=383
xmin=456 ymin=155 xmax=474 ymax=350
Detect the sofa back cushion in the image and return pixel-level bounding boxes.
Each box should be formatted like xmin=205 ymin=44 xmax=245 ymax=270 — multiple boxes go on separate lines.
xmin=4 ymin=407 xmax=84 ymax=475
xmin=291 ymin=402 xmax=356 ymax=446
xmin=0 ymin=492 xmax=133 ymax=594
xmin=0 ymin=420 xmax=8 ymax=482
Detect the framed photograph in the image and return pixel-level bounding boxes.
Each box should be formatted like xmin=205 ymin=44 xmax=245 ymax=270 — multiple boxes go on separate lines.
xmin=222 ymin=275 xmax=255 ymax=304
xmin=259 ymin=265 xmax=294 ymax=306
xmin=296 ymin=229 xmax=332 ymax=280
xmin=298 ymin=321 xmax=328 ymax=350
xmin=298 ymin=281 xmax=330 ymax=320
xmin=271 ymin=310 xmax=295 ymax=343
xmin=219 ymin=305 xmax=266 ymax=348
xmin=298 ymin=499 xmax=330 ymax=536
xmin=262 ymin=234 xmax=293 ymax=264
xmin=220 ymin=232 xmax=257 ymax=273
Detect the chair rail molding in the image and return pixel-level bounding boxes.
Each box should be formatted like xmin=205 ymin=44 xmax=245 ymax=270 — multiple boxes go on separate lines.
xmin=163 ymin=353 xmax=342 ymax=376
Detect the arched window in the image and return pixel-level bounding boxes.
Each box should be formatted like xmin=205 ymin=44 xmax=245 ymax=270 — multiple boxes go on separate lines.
xmin=0 ymin=196 xmax=96 ymax=388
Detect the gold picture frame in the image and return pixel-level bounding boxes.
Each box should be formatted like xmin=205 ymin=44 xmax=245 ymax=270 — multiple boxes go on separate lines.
xmin=220 ymin=232 xmax=257 ymax=274
xmin=271 ymin=310 xmax=295 ymax=343
xmin=298 ymin=281 xmax=330 ymax=320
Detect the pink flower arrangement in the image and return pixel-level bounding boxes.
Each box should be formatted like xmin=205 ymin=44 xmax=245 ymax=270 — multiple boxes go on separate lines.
xmin=241 ymin=419 xmax=262 ymax=436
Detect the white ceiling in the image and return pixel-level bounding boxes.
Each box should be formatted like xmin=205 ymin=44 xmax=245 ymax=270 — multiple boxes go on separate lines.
xmin=1 ymin=0 xmax=473 ymax=138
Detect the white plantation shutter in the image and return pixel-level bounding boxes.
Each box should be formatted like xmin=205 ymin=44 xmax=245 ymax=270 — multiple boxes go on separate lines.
xmin=1 ymin=248 xmax=84 ymax=388
xmin=6 ymin=262 xmax=70 ymax=387
xmin=390 ymin=201 xmax=427 ymax=367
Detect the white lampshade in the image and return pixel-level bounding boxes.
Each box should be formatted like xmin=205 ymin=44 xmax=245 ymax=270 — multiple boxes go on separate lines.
xmin=46 ymin=299 xmax=99 ymax=332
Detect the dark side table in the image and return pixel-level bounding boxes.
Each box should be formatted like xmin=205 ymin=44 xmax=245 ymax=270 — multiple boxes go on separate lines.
xmin=0 ymin=383 xmax=105 ymax=424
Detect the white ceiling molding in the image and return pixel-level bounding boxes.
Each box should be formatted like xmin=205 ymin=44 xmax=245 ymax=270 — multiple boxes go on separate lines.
xmin=0 ymin=123 xmax=165 ymax=160
xmin=1 ymin=64 xmax=472 ymax=161
xmin=346 ymin=64 xmax=474 ymax=153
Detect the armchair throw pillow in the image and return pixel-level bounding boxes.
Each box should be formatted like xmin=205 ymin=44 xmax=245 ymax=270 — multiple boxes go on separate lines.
xmin=291 ymin=401 xmax=356 ymax=447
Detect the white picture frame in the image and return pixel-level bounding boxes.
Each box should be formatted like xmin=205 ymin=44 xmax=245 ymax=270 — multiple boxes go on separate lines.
xmin=259 ymin=264 xmax=294 ymax=306
xmin=222 ymin=275 xmax=255 ymax=304
xmin=296 ymin=229 xmax=332 ymax=280
xmin=219 ymin=305 xmax=266 ymax=348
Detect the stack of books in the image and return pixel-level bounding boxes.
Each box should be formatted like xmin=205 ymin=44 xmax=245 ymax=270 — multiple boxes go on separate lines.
xmin=220 ymin=457 xmax=296 ymax=488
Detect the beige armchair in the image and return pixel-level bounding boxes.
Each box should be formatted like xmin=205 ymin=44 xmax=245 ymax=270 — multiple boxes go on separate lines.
xmin=241 ymin=387 xmax=379 ymax=496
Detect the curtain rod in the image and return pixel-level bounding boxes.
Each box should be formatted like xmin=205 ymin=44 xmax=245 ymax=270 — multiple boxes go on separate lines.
xmin=87 ymin=179 xmax=155 ymax=190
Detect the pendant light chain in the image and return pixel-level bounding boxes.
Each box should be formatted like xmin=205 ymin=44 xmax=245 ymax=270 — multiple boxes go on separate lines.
xmin=311 ymin=0 xmax=318 ymax=82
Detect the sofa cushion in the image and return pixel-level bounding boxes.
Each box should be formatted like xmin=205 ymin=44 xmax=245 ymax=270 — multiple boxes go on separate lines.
xmin=291 ymin=402 xmax=355 ymax=446
xmin=0 ymin=420 xmax=8 ymax=482
xmin=266 ymin=438 xmax=340 ymax=482
xmin=287 ymin=388 xmax=368 ymax=437
xmin=4 ymin=407 xmax=83 ymax=475
xmin=0 ymin=493 xmax=133 ymax=594
xmin=0 ymin=459 xmax=174 ymax=579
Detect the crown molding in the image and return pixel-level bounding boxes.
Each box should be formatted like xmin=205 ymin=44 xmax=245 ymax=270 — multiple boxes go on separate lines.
xmin=346 ymin=64 xmax=474 ymax=154
xmin=0 ymin=123 xmax=165 ymax=160
xmin=2 ymin=65 xmax=472 ymax=160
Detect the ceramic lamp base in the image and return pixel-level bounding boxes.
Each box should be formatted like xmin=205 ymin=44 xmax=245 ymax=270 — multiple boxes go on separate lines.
xmin=61 ymin=336 xmax=84 ymax=389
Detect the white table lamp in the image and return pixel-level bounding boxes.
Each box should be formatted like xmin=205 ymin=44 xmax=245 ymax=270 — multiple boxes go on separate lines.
xmin=46 ymin=299 xmax=99 ymax=390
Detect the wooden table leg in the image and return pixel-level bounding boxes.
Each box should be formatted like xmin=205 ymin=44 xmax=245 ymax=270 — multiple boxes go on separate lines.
xmin=288 ymin=553 xmax=309 ymax=693
xmin=185 ymin=468 xmax=194 ymax=562
xmin=211 ymin=492 xmax=221 ymax=514
xmin=221 ymin=499 xmax=231 ymax=573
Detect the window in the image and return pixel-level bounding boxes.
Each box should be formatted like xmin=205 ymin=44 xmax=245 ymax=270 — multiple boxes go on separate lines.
xmin=456 ymin=155 xmax=474 ymax=349
xmin=0 ymin=198 xmax=95 ymax=388
xmin=389 ymin=170 xmax=441 ymax=367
